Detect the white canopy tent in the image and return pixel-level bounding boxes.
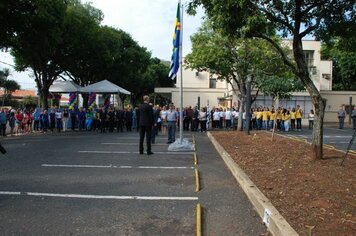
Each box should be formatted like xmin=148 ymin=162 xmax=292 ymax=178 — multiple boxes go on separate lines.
xmin=80 ymin=80 xmax=131 ymax=109
xmin=79 ymin=80 xmax=130 ymax=95
xmin=47 ymin=80 xmax=130 ymax=108
xmin=49 ymin=81 xmax=82 ymax=93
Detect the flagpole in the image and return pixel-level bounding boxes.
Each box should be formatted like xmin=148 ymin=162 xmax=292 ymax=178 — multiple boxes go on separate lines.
xmin=179 ymin=0 xmax=183 ymax=143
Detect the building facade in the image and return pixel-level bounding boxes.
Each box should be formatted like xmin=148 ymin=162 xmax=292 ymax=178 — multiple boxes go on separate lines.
xmin=155 ymin=40 xmax=354 ymax=122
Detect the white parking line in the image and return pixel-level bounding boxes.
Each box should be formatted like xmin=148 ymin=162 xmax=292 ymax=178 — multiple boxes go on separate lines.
xmin=327 ymin=142 xmax=350 ymax=144
xmin=41 ymin=164 xmax=131 ymax=168
xmin=101 ymin=143 xmax=167 ymax=146
xmin=116 ymin=137 xmax=192 ymax=140
xmin=41 ymin=164 xmax=194 ymax=169
xmin=137 ymin=166 xmax=194 ymax=169
xmin=0 ymin=191 xmax=198 ymax=201
xmin=324 ymin=136 xmax=352 ymax=138
xmin=288 ymin=135 xmax=352 ymax=139
xmin=78 ymin=151 xmax=194 ymax=155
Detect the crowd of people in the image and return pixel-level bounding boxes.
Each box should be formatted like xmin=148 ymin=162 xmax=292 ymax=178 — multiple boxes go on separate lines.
xmin=0 ymin=107 xmax=138 ymax=136
xmin=0 ymin=104 xmax=354 ymax=137
xmin=181 ymin=105 xmax=307 ymax=132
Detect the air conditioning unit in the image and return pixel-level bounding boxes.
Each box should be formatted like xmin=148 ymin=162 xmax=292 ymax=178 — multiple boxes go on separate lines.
xmin=322 ymin=74 xmax=331 ymax=80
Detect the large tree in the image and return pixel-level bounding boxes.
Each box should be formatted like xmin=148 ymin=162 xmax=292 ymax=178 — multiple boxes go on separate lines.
xmin=188 ymin=0 xmax=355 ymax=160
xmin=186 ymin=20 xmax=298 ymax=130
xmin=0 ymin=0 xmax=36 ymax=48
xmin=59 ymin=1 xmax=103 ymax=87
xmin=11 ymin=0 xmax=68 ymax=109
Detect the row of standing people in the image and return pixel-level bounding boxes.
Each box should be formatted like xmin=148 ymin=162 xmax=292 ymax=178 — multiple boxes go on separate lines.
xmin=179 ymin=105 xmax=305 ymax=132
xmin=1 ymin=107 xmax=139 ymax=135
xmin=2 ymin=104 xmax=354 ymax=137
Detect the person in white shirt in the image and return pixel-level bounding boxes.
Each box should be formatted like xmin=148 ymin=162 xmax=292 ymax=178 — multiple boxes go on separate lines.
xmin=160 ymin=106 xmax=168 ymax=135
xmin=55 ymin=109 xmax=63 ymax=132
xmin=198 ymin=107 xmax=207 ymax=132
xmin=225 ymin=108 xmax=232 ymax=129
xmin=232 ymin=109 xmax=239 ymax=130
xmin=242 ymin=111 xmax=246 ymax=130
xmin=308 ymin=109 xmax=315 ymax=129
xmin=218 ymin=108 xmax=224 ymax=129
xmin=213 ymin=108 xmax=220 ymax=129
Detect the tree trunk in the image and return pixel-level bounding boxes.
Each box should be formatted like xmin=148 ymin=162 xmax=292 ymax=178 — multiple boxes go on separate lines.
xmin=41 ymin=88 xmax=49 ymax=110
xmin=311 ymin=95 xmax=326 ymax=159
xmin=237 ymin=96 xmax=245 ymax=131
xmin=293 ymin=37 xmax=325 ymax=160
xmin=236 ymin=78 xmax=247 ymax=131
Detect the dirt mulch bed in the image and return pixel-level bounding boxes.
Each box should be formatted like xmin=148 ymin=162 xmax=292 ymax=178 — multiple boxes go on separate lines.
xmin=212 ymin=131 xmax=356 ymax=236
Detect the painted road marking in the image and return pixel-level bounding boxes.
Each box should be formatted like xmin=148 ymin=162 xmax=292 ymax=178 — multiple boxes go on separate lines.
xmin=78 ymin=151 xmax=194 ymax=155
xmin=41 ymin=164 xmax=194 ymax=169
xmin=324 ymin=136 xmax=352 ymax=138
xmin=116 ymin=137 xmax=192 ymax=140
xmin=101 ymin=143 xmax=167 ymax=146
xmin=327 ymin=142 xmax=350 ymax=144
xmin=288 ymin=135 xmax=352 ymax=140
xmin=0 ymin=191 xmax=198 ymax=201
xmin=288 ymin=134 xmax=352 ymax=138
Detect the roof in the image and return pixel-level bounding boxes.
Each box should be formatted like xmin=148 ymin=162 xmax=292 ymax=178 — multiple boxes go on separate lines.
xmin=79 ymin=80 xmax=131 ymax=95
xmin=49 ymin=81 xmax=82 ymax=93
xmin=0 ymin=89 xmax=37 ymax=98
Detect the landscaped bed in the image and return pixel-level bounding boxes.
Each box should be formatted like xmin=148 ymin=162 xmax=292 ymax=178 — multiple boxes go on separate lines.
xmin=212 ymin=131 xmax=355 ymax=236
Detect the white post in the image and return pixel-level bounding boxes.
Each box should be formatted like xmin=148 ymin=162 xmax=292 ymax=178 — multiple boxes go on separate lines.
xmin=179 ymin=0 xmax=183 ymax=143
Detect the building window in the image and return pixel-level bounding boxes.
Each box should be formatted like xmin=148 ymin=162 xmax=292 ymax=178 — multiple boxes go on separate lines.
xmin=209 ymin=78 xmax=217 ymax=88
xmin=304 ymin=50 xmax=314 ymax=68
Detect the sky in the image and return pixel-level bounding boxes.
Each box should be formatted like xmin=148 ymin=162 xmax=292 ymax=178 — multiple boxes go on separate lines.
xmin=0 ymin=0 xmax=205 ymax=90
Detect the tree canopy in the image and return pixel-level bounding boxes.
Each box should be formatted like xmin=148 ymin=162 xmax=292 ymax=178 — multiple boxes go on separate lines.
xmin=186 ymin=20 xmax=303 ymax=129
xmin=187 ymin=0 xmax=355 ymax=160
xmin=321 ymin=36 xmax=356 ymax=91
xmin=1 ymin=0 xmax=171 ymax=109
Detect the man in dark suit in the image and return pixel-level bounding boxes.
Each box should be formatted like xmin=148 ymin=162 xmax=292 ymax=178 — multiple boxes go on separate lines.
xmin=139 ymin=95 xmax=154 ymax=155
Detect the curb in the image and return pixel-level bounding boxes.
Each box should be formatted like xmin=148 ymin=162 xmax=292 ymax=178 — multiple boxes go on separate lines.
xmin=207 ymin=131 xmax=299 ymax=236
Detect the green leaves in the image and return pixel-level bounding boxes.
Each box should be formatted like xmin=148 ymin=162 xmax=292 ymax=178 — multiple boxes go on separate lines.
xmin=0 ymin=69 xmax=20 ymax=94
xmin=257 ymin=75 xmax=304 ymax=100
xmin=321 ymin=36 xmax=356 ymax=91
xmin=2 ymin=0 xmax=167 ymax=108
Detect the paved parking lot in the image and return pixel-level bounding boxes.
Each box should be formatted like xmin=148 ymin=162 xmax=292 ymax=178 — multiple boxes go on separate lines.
xmin=0 ymin=131 xmax=267 ymax=235
xmin=283 ymin=127 xmax=356 ymax=152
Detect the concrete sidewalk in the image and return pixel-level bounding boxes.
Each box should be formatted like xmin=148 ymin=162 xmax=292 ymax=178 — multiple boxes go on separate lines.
xmin=190 ymin=131 xmax=269 ymax=235
xmin=204 ymin=131 xmax=299 ymax=236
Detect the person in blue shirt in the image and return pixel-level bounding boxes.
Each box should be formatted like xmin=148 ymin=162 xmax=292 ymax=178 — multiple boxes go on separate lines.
xmin=49 ymin=109 xmax=56 ymax=132
xmin=0 ymin=108 xmax=7 ymax=136
xmin=166 ymin=103 xmax=179 ymax=144
xmin=352 ymin=107 xmax=356 ymax=130
xmin=32 ymin=108 xmax=41 ymax=131
xmin=70 ymin=109 xmax=77 ymax=131
xmin=42 ymin=109 xmax=49 ymax=133
xmin=78 ymin=107 xmax=86 ymax=131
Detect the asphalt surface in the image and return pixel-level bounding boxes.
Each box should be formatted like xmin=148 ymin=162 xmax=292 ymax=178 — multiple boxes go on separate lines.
xmin=281 ymin=126 xmax=356 ymax=152
xmin=0 ymin=130 xmax=267 ymax=235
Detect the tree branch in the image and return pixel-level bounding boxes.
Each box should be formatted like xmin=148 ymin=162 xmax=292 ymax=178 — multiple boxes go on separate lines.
xmin=259 ymin=5 xmax=293 ymax=33
xmin=256 ymin=34 xmax=298 ymax=75
xmin=301 ymin=1 xmax=326 ymax=15
xmin=300 ymin=15 xmax=322 ymax=38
